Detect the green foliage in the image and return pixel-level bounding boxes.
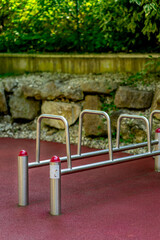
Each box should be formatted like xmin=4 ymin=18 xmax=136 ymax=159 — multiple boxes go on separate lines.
xmin=129 ymin=0 xmax=160 ymax=47
xmin=101 ymin=92 xmax=118 ymax=115
xmin=99 ymin=0 xmax=160 ymax=52
xmin=0 ymin=0 xmax=160 ymax=53
xmin=121 ymin=55 xmax=160 ymax=87
xmin=0 ymin=73 xmax=19 ymax=78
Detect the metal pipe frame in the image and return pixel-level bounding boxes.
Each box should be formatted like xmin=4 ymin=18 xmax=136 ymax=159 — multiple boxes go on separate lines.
xmin=116 ymin=114 xmax=151 ymax=152
xmin=28 ymin=140 xmax=158 ymax=168
xmin=149 ymin=110 xmax=160 ymax=136
xmin=61 ymin=149 xmax=160 ymax=175
xmin=19 ymin=110 xmax=160 ymax=213
xmin=77 ymin=109 xmax=113 ymax=160
xmin=36 ymin=114 xmax=72 ymax=169
xmin=33 ymin=111 xmax=159 ymax=170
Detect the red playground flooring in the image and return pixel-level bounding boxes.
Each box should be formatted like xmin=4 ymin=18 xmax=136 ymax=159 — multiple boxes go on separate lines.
xmin=0 ymin=137 xmax=160 ymax=240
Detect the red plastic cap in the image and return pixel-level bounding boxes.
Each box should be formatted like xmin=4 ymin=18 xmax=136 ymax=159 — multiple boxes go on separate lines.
xmin=50 ymin=156 xmax=60 ymax=163
xmin=18 ymin=150 xmax=28 ymax=156
xmin=156 ymin=128 xmax=160 ymax=133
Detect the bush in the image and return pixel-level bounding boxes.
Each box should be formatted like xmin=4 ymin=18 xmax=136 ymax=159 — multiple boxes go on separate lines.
xmin=0 ymin=0 xmax=159 ymax=53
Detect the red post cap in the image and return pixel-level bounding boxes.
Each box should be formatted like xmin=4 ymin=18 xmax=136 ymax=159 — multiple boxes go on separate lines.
xmin=156 ymin=128 xmax=160 ymax=133
xmin=50 ymin=156 xmax=60 ymax=163
xmin=18 ymin=150 xmax=28 ymax=156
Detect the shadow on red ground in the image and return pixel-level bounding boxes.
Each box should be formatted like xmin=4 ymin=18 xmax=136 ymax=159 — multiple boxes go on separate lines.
xmin=0 ymin=138 xmax=160 ymax=240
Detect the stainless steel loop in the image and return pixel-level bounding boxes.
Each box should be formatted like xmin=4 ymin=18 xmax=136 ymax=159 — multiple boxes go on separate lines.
xmin=36 ymin=114 xmax=72 ymax=169
xmin=77 ymin=109 xmax=113 ymax=160
xmin=149 ymin=110 xmax=160 ymax=135
xmin=116 ymin=114 xmax=151 ymax=153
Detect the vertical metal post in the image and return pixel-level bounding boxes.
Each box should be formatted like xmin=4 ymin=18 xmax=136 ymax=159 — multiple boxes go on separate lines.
xmin=50 ymin=156 xmax=61 ymax=216
xmin=155 ymin=128 xmax=160 ymax=172
xmin=18 ymin=150 xmax=29 ymax=206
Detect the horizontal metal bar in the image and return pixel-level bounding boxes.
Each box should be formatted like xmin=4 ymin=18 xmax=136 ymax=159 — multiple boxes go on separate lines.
xmin=61 ymin=150 xmax=160 ymax=175
xmin=28 ymin=140 xmax=158 ymax=168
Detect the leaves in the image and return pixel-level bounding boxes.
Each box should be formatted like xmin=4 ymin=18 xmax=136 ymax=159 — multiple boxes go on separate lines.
xmin=129 ymin=0 xmax=141 ymax=5
xmin=0 ymin=0 xmax=159 ymax=53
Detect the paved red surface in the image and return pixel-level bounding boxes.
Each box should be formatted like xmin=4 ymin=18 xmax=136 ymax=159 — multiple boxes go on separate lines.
xmin=0 ymin=137 xmax=160 ymax=240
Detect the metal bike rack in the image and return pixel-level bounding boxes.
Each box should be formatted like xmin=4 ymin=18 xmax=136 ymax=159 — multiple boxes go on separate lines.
xmin=18 ymin=110 xmax=160 ymax=215
xmin=77 ymin=109 xmax=113 ymax=160
xmin=116 ymin=114 xmax=151 ymax=152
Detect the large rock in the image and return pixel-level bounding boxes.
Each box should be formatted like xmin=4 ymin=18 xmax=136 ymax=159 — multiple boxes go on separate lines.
xmin=83 ymin=95 xmax=108 ymax=137
xmin=130 ymin=127 xmax=146 ymax=143
xmin=9 ymin=96 xmax=41 ymax=120
xmin=2 ymin=78 xmax=18 ymax=92
xmin=114 ymin=86 xmax=153 ymax=109
xmin=0 ymin=82 xmax=8 ymax=113
xmin=81 ymin=79 xmax=118 ymax=94
xmin=41 ymin=101 xmax=81 ymax=129
xmin=58 ymin=82 xmax=84 ymax=101
xmin=22 ymin=80 xmax=84 ymax=101
xmin=22 ymin=81 xmax=60 ymax=100
xmin=150 ymin=89 xmax=160 ymax=119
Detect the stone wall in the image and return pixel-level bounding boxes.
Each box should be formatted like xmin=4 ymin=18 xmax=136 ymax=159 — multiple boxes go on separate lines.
xmin=0 ymin=72 xmax=160 ymax=143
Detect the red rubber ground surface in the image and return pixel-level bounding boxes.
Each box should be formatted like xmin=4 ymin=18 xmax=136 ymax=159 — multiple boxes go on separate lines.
xmin=0 ymin=138 xmax=160 ymax=240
